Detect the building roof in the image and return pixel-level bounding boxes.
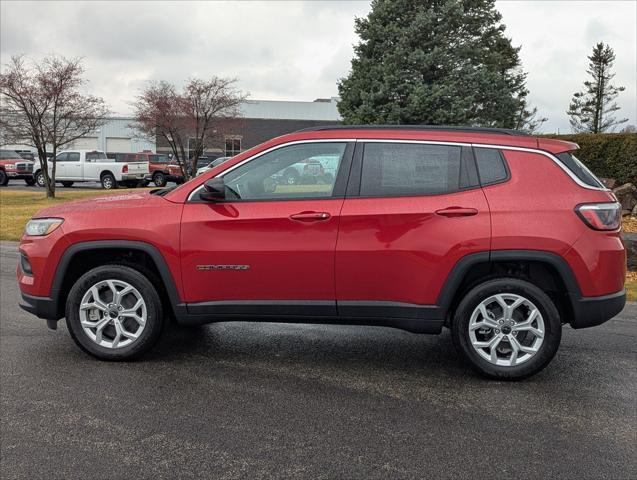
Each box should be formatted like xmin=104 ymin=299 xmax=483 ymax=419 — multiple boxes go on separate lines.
xmin=238 ymin=97 xmax=341 ymax=121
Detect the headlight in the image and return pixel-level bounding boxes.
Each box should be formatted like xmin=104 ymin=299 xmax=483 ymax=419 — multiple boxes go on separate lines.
xmin=25 ymin=218 xmax=64 ymax=236
xmin=5 ymin=163 xmax=14 ymax=169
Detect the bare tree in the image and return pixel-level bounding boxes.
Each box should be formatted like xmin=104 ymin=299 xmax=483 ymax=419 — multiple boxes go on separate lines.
xmin=131 ymin=81 xmax=190 ymax=179
xmin=0 ymin=55 xmax=109 ymax=197
xmin=182 ymin=77 xmax=245 ymax=176
xmin=132 ymin=77 xmax=246 ymax=180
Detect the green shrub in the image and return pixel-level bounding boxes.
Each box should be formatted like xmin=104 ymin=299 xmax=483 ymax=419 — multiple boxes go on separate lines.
xmin=544 ymin=133 xmax=636 ymax=185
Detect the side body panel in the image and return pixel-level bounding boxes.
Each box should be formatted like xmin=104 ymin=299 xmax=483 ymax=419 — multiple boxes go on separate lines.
xmin=180 ymin=199 xmax=343 ymax=304
xmin=335 ymin=189 xmax=491 ymax=308
xmin=485 ymin=149 xmax=623 ymax=296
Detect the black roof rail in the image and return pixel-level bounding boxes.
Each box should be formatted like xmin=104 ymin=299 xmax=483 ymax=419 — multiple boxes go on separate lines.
xmin=296 ymin=124 xmax=530 ymax=136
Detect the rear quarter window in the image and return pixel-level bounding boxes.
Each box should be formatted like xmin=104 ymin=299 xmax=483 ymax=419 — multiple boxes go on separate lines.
xmin=555 ymin=152 xmax=604 ymax=188
xmin=473 ymin=148 xmax=509 ymax=185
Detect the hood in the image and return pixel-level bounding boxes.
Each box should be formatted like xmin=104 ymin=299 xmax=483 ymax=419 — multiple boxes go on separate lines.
xmin=34 ymin=191 xmax=155 ymax=218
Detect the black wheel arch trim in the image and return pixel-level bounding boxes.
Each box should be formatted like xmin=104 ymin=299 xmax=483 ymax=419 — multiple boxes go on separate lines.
xmin=49 ymin=240 xmax=182 ymax=319
xmin=437 ymin=249 xmax=582 ymax=309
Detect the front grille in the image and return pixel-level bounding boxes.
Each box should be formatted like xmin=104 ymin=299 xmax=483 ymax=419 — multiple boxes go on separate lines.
xmin=16 ymin=163 xmax=33 ymax=173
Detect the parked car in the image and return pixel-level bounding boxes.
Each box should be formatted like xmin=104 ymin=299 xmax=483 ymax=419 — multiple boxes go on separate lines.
xmin=0 ymin=149 xmax=35 ymax=186
xmin=115 ymin=152 xmax=184 ymax=187
xmin=275 ymin=154 xmax=340 ymax=185
xmin=196 ymin=156 xmax=231 ymax=176
xmin=33 ymin=150 xmax=149 ymax=189
xmin=17 ymin=126 xmax=626 ymax=379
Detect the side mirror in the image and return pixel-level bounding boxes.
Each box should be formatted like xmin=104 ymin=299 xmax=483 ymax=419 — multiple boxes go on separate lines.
xmin=200 ymin=177 xmax=226 ymax=201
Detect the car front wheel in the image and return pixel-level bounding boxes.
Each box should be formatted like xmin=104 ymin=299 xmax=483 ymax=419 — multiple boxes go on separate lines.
xmin=35 ymin=171 xmax=45 ymax=187
xmin=0 ymin=170 xmax=8 ymax=186
xmin=65 ymin=265 xmax=164 ymax=360
xmin=451 ymin=277 xmax=561 ymax=380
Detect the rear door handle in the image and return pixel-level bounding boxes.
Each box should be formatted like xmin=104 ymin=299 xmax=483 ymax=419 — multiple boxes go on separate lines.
xmin=435 ymin=207 xmax=479 ymax=217
xmin=289 ymin=211 xmax=331 ymax=222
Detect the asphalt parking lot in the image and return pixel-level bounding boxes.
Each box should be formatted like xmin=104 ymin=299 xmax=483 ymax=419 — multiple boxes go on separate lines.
xmin=1 ymin=242 xmax=636 ymax=480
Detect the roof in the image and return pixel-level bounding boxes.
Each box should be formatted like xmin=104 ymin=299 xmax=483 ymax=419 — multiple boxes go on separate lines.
xmin=238 ymin=98 xmax=341 ymax=121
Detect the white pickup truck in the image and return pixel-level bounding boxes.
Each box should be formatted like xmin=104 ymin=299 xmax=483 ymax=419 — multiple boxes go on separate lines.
xmin=33 ymin=150 xmax=149 ymax=189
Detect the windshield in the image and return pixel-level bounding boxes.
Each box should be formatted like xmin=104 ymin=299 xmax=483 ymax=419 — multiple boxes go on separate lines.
xmin=0 ymin=150 xmax=21 ymax=160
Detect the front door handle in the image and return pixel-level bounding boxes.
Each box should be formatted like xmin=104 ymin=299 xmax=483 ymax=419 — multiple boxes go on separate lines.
xmin=435 ymin=207 xmax=479 ymax=217
xmin=289 ymin=211 xmax=331 ymax=222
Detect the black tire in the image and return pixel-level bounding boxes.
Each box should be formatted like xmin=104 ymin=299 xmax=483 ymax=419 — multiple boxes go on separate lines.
xmin=35 ymin=170 xmax=45 ymax=187
xmin=65 ymin=265 xmax=164 ymax=361
xmin=283 ymin=169 xmax=299 ymax=185
xmin=0 ymin=170 xmax=8 ymax=186
xmin=101 ymin=173 xmax=117 ymax=189
xmin=61 ymin=181 xmax=74 ymax=188
xmin=24 ymin=177 xmax=36 ymax=186
xmin=153 ymin=172 xmax=167 ymax=187
xmin=451 ymin=277 xmax=561 ymax=380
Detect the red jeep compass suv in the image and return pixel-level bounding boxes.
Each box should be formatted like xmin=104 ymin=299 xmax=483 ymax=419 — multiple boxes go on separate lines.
xmin=17 ymin=126 xmax=626 ymax=379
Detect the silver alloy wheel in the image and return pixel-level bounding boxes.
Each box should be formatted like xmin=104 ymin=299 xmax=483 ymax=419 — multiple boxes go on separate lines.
xmin=468 ymin=293 xmax=545 ymax=367
xmin=36 ymin=171 xmax=45 ymax=187
xmin=79 ymin=279 xmax=147 ymax=349
xmin=102 ymin=176 xmax=114 ymax=189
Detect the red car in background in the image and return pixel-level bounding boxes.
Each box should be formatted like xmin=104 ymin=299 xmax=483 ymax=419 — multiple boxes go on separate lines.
xmin=116 ymin=152 xmax=184 ymax=187
xmin=0 ymin=149 xmax=35 ymax=186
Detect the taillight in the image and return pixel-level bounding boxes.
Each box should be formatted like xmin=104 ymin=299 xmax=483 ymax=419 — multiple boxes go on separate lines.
xmin=122 ymin=165 xmax=129 ymax=173
xmin=575 ymin=203 xmax=621 ymax=231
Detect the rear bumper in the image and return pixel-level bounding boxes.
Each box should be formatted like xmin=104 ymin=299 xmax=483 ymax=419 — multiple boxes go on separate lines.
xmin=121 ymin=173 xmax=147 ymax=180
xmin=19 ymin=292 xmax=60 ymax=320
xmin=569 ymin=289 xmax=626 ymax=329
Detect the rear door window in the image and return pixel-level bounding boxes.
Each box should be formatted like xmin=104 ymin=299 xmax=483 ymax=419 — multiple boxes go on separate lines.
xmin=359 ymin=143 xmax=473 ymax=197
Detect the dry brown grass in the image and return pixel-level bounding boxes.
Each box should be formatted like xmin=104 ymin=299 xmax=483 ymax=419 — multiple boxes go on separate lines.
xmin=623 ymin=216 xmax=637 ymax=233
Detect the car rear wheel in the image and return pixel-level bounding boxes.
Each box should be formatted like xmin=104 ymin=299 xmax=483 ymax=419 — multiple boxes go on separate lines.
xmin=101 ymin=173 xmax=117 ymax=189
xmin=451 ymin=278 xmax=561 ymax=380
xmin=65 ymin=265 xmax=164 ymax=360
xmin=153 ymin=172 xmax=167 ymax=187
xmin=0 ymin=170 xmax=8 ymax=186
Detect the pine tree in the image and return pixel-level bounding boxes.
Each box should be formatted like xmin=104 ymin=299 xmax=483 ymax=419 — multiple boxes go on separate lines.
xmin=337 ymin=0 xmax=538 ymax=128
xmin=567 ymin=42 xmax=627 ymax=133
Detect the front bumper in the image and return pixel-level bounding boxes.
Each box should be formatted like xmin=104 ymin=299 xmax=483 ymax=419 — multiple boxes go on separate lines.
xmin=7 ymin=172 xmax=34 ymax=179
xmin=20 ymin=292 xmax=60 ymax=320
xmin=144 ymin=174 xmax=184 ymax=182
xmin=569 ymin=289 xmax=626 ymax=329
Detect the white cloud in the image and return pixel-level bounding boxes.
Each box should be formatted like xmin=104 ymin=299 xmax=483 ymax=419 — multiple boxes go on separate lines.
xmin=1 ymin=0 xmax=635 ymax=133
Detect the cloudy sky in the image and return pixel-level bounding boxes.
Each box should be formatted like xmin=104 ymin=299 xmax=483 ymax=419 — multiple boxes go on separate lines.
xmin=1 ymin=0 xmax=635 ymax=133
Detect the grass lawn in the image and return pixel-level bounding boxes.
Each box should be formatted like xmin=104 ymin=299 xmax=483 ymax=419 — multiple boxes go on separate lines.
xmin=0 ymin=188 xmax=152 ymax=242
xmin=2 ymin=187 xmax=636 ymax=301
